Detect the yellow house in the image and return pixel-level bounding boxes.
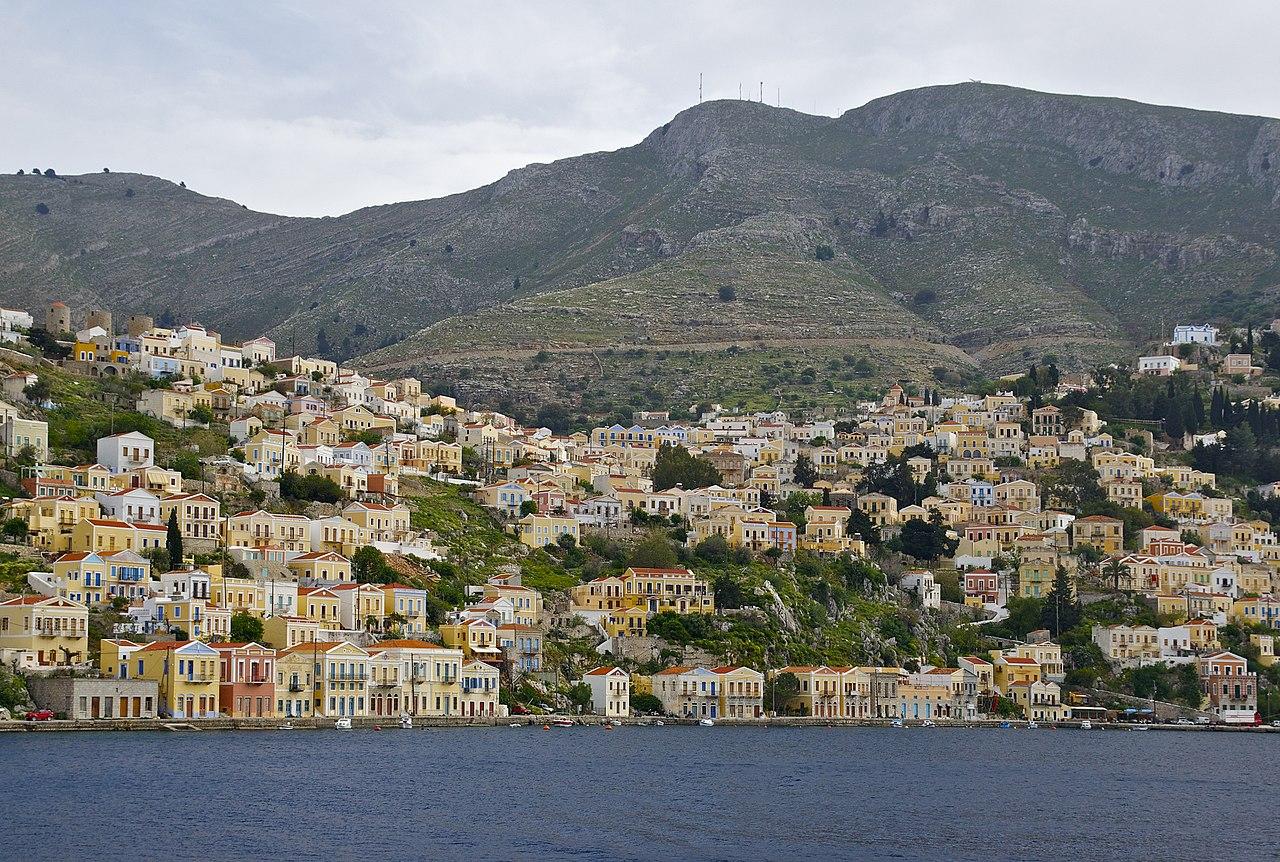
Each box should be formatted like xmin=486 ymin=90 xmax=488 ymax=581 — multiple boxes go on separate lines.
xmin=70 ymin=518 xmax=168 ymax=555
xmin=989 ymin=652 xmax=1042 ymax=693
xmin=136 ymin=639 xmax=222 ymax=718
xmin=381 ymin=584 xmax=430 ymax=638
xmin=440 ymin=618 xmax=501 ymax=661
xmin=212 ymin=577 xmax=266 ymax=615
xmin=0 ymin=595 xmax=89 ymax=667
xmin=516 ymin=512 xmax=580 ymax=549
xmin=364 ymin=640 xmax=464 ymax=717
xmin=1071 ymin=515 xmax=1124 ymax=554
xmin=288 ymin=551 xmax=353 ymax=585
xmin=603 ymin=605 xmax=649 ymax=638
xmin=262 ymin=615 xmax=322 ymax=650
xmin=343 ymin=501 xmax=412 ymax=543
xmin=277 ymin=640 xmax=371 ymax=718
xmin=49 ymin=549 xmax=151 ymax=605
xmin=297 ymin=587 xmax=343 ymax=631
xmin=622 ymin=567 xmax=714 ymax=615
xmin=159 ymin=493 xmax=222 ymax=541
xmin=4 ymin=495 xmax=100 ymax=552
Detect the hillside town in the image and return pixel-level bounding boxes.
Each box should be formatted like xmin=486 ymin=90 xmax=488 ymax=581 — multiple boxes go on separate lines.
xmin=1 ymin=301 xmax=1279 ymax=729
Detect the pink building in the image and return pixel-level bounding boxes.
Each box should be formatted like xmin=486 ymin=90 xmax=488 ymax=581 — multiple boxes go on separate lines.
xmin=212 ymin=642 xmax=276 ymax=718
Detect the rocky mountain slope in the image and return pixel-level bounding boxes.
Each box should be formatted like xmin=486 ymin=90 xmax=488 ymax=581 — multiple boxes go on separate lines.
xmin=2 ymin=82 xmax=1277 ymax=408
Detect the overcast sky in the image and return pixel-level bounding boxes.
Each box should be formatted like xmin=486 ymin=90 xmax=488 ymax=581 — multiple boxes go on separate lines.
xmin=4 ymin=1 xmax=1279 ymax=217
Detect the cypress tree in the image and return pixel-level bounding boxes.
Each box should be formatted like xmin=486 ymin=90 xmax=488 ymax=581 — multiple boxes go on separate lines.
xmin=166 ymin=510 xmax=184 ymax=569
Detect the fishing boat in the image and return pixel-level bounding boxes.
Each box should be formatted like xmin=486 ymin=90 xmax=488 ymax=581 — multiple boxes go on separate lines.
xmin=1026 ymin=720 xmax=1039 ymax=730
xmin=509 ymin=722 xmax=523 ymax=728
xmin=399 ymin=715 xmax=413 ymax=730
xmin=277 ymin=722 xmax=294 ymax=731
xmin=1130 ymin=723 xmax=1150 ymax=732
xmin=890 ymin=718 xmax=904 ymax=728
xmin=921 ymin=719 xmax=937 ymax=728
xmin=654 ymin=720 xmax=665 ymax=727
xmin=552 ymin=717 xmax=574 ymax=728
xmin=334 ymin=718 xmax=353 ymax=730
xmin=999 ymin=721 xmax=1012 ymax=729
xmin=699 ymin=718 xmax=715 ymax=727
xmin=1079 ymin=720 xmax=1092 ymax=730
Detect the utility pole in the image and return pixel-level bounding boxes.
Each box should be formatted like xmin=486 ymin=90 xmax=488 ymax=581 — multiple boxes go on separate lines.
xmin=698 ymin=72 xmax=702 ymax=104
xmin=759 ymin=81 xmax=763 ymax=102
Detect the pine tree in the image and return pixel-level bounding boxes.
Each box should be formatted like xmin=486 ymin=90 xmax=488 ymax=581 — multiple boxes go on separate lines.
xmin=1039 ymin=566 xmax=1082 ymax=637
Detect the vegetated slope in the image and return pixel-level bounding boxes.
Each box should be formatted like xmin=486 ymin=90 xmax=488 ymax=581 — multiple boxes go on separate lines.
xmin=1 ymin=83 xmax=1277 ymax=396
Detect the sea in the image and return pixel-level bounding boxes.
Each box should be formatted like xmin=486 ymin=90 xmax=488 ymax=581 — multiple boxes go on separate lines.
xmin=1 ymin=725 xmax=1274 ymax=861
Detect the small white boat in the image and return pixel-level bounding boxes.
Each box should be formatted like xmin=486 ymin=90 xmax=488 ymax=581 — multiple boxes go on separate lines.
xmin=1079 ymin=720 xmax=1092 ymax=730
xmin=890 ymin=718 xmax=904 ymax=728
xmin=334 ymin=718 xmax=353 ymax=730
xmin=277 ymin=722 xmax=294 ymax=730
xmin=654 ymin=720 xmax=665 ymax=727
xmin=1130 ymin=723 xmax=1150 ymax=732
xmin=551 ymin=718 xmax=574 ymax=728
xmin=698 ymin=718 xmax=715 ymax=727
xmin=399 ymin=715 xmax=413 ymax=730
xmin=1026 ymin=721 xmax=1039 ymax=730
xmin=921 ymin=719 xmax=936 ymax=728
xmin=509 ymin=722 xmax=523 ymax=728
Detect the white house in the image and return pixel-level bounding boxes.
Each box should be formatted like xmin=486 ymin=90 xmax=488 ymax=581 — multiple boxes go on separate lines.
xmin=1136 ymin=355 xmax=1181 ymax=376
xmin=94 ymin=488 xmax=161 ymax=525
xmin=1171 ymin=324 xmax=1218 ymax=346
xmin=900 ymin=570 xmax=942 ymax=609
xmin=97 ymin=431 xmax=155 ymax=474
xmin=582 ymin=666 xmax=630 ymax=717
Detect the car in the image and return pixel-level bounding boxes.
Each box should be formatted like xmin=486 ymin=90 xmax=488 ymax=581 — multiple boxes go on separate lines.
xmin=1270 ymin=720 xmax=1280 ymax=728
xmin=24 ymin=709 xmax=54 ymax=721
xmin=511 ymin=704 xmax=531 ymax=715
xmin=1194 ymin=716 xmax=1212 ymax=725
xmin=1175 ymin=718 xmax=1193 ymax=725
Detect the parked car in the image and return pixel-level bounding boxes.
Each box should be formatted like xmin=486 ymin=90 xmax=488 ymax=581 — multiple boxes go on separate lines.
xmin=1194 ymin=716 xmax=1212 ymax=725
xmin=511 ymin=704 xmax=531 ymax=715
xmin=1175 ymin=718 xmax=1193 ymax=725
xmin=24 ymin=709 xmax=54 ymax=721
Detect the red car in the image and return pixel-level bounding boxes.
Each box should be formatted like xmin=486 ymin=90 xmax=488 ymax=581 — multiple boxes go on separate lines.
xmin=24 ymin=709 xmax=55 ymax=721
xmin=511 ymin=704 xmax=531 ymax=715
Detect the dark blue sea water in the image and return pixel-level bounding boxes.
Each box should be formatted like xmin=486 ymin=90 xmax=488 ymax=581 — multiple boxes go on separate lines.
xmin=1 ymin=726 xmax=1273 ymax=861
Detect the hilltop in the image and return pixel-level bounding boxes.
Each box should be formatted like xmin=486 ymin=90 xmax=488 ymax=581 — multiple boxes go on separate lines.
xmin=2 ymin=82 xmax=1278 ymax=411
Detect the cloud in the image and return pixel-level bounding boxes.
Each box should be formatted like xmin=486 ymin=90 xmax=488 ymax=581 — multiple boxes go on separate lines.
xmin=1 ymin=0 xmax=1278 ymax=216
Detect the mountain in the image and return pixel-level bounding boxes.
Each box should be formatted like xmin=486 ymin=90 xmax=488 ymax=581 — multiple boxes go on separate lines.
xmin=2 ymin=83 xmax=1278 ymax=413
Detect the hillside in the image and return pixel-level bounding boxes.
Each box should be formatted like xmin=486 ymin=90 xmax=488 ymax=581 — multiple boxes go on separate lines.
xmin=2 ymin=82 xmax=1278 ymax=409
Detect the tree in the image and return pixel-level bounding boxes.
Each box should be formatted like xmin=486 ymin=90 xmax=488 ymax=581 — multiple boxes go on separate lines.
xmin=794 ymin=454 xmax=819 ymax=488
xmin=718 ymin=285 xmax=737 ymax=301
xmin=567 ymin=682 xmax=593 ymax=714
xmin=189 ymin=405 xmax=213 ymax=425
xmin=230 ymin=612 xmax=264 ymax=643
xmin=893 ymin=513 xmax=957 ymax=561
xmin=846 ymin=507 xmax=881 ymax=546
xmin=764 ymin=671 xmax=800 ymax=715
xmin=279 ymin=471 xmax=344 ymax=504
xmin=814 ymin=244 xmax=835 ymax=261
xmin=628 ymin=532 xmax=678 ymax=569
xmin=352 ymin=546 xmax=395 ymax=584
xmin=165 ymin=510 xmax=184 ymax=569
xmin=1039 ymin=566 xmax=1081 ymax=637
xmin=22 ymin=378 xmax=50 ymax=402
xmin=695 ymin=533 xmax=731 ymax=564
xmin=1102 ymin=558 xmax=1129 ymax=592
xmin=316 ymin=327 xmax=330 ymax=357
xmin=2 ymin=517 xmax=28 ymax=542
xmin=556 ymin=531 xmax=577 ymax=551
xmin=652 ymin=443 xmax=722 ymax=491
xmin=630 ymin=692 xmax=664 ymax=715
xmin=519 ymin=499 xmax=539 ymax=516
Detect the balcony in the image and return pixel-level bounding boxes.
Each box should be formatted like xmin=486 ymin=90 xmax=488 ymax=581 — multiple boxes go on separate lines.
xmin=183 ymin=673 xmax=216 ymax=683
xmin=288 ymin=682 xmax=305 ymax=692
xmin=372 ymin=679 xmax=398 ymax=689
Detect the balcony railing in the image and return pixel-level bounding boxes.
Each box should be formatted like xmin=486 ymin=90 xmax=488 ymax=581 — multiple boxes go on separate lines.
xmin=288 ymin=682 xmax=305 ymax=692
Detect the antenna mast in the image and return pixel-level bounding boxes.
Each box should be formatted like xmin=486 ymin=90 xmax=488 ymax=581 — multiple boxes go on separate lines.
xmin=759 ymin=81 xmax=763 ymax=102
xmin=699 ymin=72 xmax=702 ymax=104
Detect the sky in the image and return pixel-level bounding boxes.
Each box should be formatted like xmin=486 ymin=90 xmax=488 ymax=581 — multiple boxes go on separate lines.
xmin=3 ymin=1 xmax=1279 ymax=217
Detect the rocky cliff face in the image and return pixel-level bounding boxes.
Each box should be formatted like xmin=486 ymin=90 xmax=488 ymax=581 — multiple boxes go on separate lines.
xmin=0 ymin=83 xmax=1276 ymax=381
